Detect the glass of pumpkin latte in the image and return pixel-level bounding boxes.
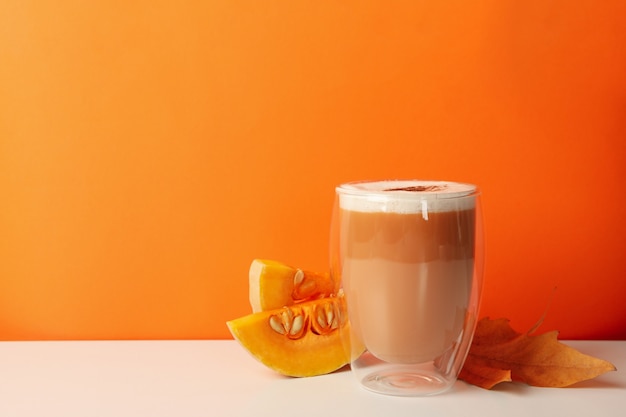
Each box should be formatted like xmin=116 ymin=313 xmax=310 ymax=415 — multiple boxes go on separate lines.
xmin=330 ymin=180 xmax=484 ymax=396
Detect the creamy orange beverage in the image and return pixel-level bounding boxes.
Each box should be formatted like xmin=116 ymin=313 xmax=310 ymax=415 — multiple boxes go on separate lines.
xmin=337 ymin=181 xmax=476 ymax=364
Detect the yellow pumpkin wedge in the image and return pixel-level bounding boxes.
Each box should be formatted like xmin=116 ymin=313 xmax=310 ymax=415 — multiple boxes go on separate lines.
xmin=248 ymin=259 xmax=339 ymax=313
xmin=227 ymin=296 xmax=350 ymax=377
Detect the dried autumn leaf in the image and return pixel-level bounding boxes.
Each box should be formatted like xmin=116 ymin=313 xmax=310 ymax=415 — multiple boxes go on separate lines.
xmin=459 ymin=317 xmax=617 ymax=389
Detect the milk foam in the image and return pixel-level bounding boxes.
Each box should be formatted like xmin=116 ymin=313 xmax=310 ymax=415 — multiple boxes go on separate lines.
xmin=337 ymin=180 xmax=476 ymax=214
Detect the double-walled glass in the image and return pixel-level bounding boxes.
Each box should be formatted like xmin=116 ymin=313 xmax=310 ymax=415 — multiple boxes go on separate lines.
xmin=330 ymin=180 xmax=484 ymax=396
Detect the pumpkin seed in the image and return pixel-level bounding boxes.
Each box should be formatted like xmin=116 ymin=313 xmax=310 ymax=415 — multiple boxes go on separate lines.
xmin=293 ymin=269 xmax=304 ymax=286
xmin=269 ymin=315 xmax=286 ymax=335
xmin=289 ymin=315 xmax=304 ymax=336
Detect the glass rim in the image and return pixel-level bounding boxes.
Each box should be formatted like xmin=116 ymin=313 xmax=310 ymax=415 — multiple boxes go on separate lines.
xmin=335 ymin=179 xmax=479 ymax=200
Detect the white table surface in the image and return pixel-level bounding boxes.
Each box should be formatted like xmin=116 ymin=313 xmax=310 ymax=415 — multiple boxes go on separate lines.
xmin=0 ymin=340 xmax=623 ymax=417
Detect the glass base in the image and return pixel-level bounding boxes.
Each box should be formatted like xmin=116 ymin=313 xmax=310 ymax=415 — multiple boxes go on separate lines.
xmin=360 ymin=368 xmax=454 ymax=397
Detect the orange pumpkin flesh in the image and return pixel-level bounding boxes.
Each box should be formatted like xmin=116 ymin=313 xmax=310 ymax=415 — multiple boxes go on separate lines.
xmin=248 ymin=259 xmax=339 ymax=313
xmin=227 ymin=296 xmax=350 ymax=377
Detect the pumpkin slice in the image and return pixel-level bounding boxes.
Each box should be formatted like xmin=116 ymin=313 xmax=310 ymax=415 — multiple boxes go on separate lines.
xmin=227 ymin=296 xmax=350 ymax=377
xmin=248 ymin=259 xmax=339 ymax=313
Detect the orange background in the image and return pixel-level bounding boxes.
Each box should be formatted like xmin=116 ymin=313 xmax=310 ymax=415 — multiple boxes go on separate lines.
xmin=1 ymin=1 xmax=625 ymax=340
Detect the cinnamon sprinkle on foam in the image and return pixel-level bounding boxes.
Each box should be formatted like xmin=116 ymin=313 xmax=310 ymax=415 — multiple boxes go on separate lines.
xmin=384 ymin=185 xmax=446 ymax=192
